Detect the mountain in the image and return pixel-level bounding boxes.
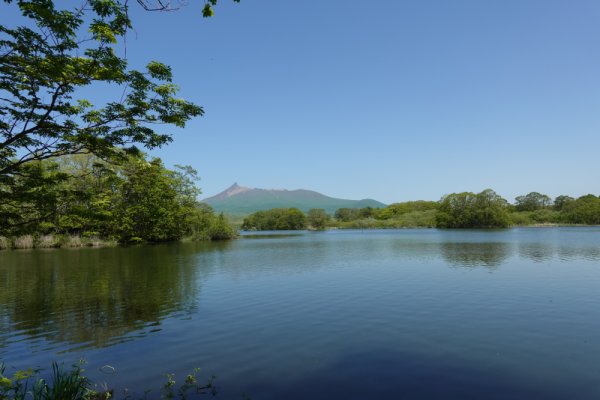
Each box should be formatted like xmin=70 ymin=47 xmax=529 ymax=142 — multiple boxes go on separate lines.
xmin=203 ymin=183 xmax=386 ymax=215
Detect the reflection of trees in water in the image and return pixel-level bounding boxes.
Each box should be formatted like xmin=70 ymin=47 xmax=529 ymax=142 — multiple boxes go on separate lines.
xmin=556 ymin=246 xmax=600 ymax=261
xmin=440 ymin=242 xmax=511 ymax=270
xmin=519 ymin=243 xmax=600 ymax=263
xmin=0 ymin=242 xmax=221 ymax=351
xmin=518 ymin=243 xmax=552 ymax=263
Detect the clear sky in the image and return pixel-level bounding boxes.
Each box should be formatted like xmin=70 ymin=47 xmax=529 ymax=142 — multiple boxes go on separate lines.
xmin=19 ymin=1 xmax=600 ymax=204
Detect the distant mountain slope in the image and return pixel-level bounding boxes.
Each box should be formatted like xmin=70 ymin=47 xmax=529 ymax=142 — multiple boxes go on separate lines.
xmin=203 ymin=183 xmax=386 ymax=215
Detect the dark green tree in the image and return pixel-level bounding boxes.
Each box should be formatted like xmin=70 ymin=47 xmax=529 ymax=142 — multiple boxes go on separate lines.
xmin=334 ymin=208 xmax=360 ymax=222
xmin=553 ymin=195 xmax=575 ymax=211
xmin=514 ymin=192 xmax=552 ymax=211
xmin=0 ymin=160 xmax=67 ymax=235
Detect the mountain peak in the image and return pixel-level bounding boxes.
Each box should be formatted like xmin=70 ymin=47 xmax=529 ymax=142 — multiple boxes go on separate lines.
xmin=207 ymin=183 xmax=252 ymax=201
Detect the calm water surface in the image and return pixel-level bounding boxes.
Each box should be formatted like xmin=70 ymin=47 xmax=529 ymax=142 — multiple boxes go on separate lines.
xmin=1 ymin=228 xmax=600 ymax=399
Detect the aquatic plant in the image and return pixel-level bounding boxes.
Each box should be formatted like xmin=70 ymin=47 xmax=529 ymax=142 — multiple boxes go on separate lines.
xmin=0 ymin=361 xmax=215 ymax=400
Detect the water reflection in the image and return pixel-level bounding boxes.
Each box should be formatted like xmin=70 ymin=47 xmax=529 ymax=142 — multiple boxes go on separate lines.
xmin=440 ymin=242 xmax=511 ymax=270
xmin=0 ymin=243 xmax=216 ymax=352
xmin=519 ymin=242 xmax=600 ymax=263
xmin=1 ymin=228 xmax=599 ymax=358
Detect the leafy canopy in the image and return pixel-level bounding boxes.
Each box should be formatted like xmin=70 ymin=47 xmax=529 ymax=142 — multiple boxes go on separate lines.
xmin=0 ymin=0 xmax=204 ymax=178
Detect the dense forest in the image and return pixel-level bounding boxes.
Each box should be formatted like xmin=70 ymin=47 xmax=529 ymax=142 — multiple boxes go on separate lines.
xmin=0 ymin=154 xmax=236 ymax=249
xmin=241 ymin=189 xmax=600 ymax=231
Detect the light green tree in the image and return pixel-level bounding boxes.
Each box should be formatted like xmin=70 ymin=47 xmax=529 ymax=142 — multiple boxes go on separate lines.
xmin=436 ymin=189 xmax=510 ymax=229
xmin=307 ymin=208 xmax=330 ymax=230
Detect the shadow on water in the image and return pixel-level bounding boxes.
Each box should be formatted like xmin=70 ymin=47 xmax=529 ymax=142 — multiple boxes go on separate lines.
xmin=241 ymin=349 xmax=580 ymax=400
xmin=0 ymin=242 xmax=225 ymax=351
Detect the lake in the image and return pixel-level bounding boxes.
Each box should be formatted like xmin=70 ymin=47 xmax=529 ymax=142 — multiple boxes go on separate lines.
xmin=1 ymin=228 xmax=600 ymax=399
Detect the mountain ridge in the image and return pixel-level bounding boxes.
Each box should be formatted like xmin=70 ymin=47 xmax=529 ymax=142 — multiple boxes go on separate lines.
xmin=203 ymin=183 xmax=386 ymax=215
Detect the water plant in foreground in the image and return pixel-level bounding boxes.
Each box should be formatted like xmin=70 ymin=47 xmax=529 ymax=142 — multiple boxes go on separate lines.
xmin=0 ymin=361 xmax=215 ymax=400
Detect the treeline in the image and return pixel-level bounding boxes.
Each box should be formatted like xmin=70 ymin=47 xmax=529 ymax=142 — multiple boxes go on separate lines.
xmin=0 ymin=154 xmax=236 ymax=248
xmin=240 ymin=190 xmax=600 ymax=230
xmin=241 ymin=208 xmax=330 ymax=231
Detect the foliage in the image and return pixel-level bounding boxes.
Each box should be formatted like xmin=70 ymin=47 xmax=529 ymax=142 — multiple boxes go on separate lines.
xmin=436 ymin=189 xmax=510 ymax=228
xmin=0 ymin=360 xmax=90 ymax=400
xmin=0 ymin=0 xmax=202 ymax=179
xmin=514 ymin=192 xmax=552 ymax=212
xmin=333 ymin=208 xmax=359 ymax=222
xmin=0 ymin=153 xmax=236 ymax=243
xmin=116 ymin=157 xmax=193 ymax=242
xmin=336 ymin=209 xmax=437 ymax=229
xmin=0 ymin=161 xmax=68 ymax=235
xmin=373 ymin=201 xmax=438 ymax=220
xmin=206 ymin=213 xmax=238 ymax=240
xmin=241 ymin=208 xmax=307 ymax=231
xmin=0 ymin=360 xmax=215 ymax=400
xmin=509 ymin=209 xmax=562 ymax=225
xmin=306 ymin=208 xmax=329 ymax=230
xmin=553 ymin=195 xmax=575 ymax=211
xmin=562 ymin=194 xmax=600 ymax=225
xmin=333 ymin=207 xmax=375 ymax=222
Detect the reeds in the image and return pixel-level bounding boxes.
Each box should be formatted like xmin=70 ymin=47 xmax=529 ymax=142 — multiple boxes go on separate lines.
xmin=0 ymin=235 xmax=116 ymax=250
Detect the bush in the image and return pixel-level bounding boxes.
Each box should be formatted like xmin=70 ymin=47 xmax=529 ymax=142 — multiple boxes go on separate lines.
xmin=509 ymin=212 xmax=532 ymax=226
xmin=207 ymin=214 xmax=237 ymax=240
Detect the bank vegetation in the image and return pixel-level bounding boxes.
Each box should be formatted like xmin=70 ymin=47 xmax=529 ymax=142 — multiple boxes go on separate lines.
xmin=240 ymin=190 xmax=600 ymax=231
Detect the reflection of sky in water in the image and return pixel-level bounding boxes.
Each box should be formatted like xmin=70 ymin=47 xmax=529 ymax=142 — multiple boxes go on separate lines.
xmin=1 ymin=228 xmax=599 ymax=400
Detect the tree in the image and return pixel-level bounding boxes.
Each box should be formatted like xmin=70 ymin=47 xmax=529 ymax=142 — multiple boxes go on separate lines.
xmin=436 ymin=189 xmax=510 ymax=228
xmin=1 ymin=0 xmax=204 ymax=179
xmin=563 ymin=194 xmax=600 ymax=225
xmin=207 ymin=212 xmax=237 ymax=240
xmin=0 ymin=160 xmax=67 ymax=235
xmin=553 ymin=195 xmax=575 ymax=211
xmin=307 ymin=208 xmax=329 ymax=230
xmin=1 ymin=0 xmax=241 ymax=233
xmin=334 ymin=208 xmax=360 ymax=222
xmin=514 ymin=192 xmax=552 ymax=212
xmin=241 ymin=208 xmax=307 ymax=231
xmin=115 ymin=156 xmax=199 ymax=242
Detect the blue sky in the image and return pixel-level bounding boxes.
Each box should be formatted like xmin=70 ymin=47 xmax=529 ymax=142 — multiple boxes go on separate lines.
xmin=9 ymin=1 xmax=600 ymax=204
